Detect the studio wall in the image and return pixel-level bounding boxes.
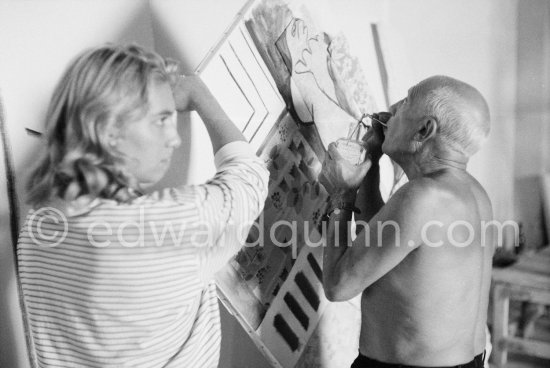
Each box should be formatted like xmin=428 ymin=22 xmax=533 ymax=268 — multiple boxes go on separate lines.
xmin=514 ymin=0 xmax=550 ymax=249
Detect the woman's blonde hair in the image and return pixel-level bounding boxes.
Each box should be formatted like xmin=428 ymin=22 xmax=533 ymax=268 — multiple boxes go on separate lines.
xmin=27 ymin=44 xmax=178 ymax=207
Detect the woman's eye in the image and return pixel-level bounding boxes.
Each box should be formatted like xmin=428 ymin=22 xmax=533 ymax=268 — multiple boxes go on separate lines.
xmin=153 ymin=112 xmax=176 ymax=127
xmin=154 ymin=116 xmax=169 ymax=126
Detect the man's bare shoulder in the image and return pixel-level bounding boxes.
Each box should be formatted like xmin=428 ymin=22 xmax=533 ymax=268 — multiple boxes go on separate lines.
xmin=385 ymin=176 xmax=459 ymax=210
xmin=379 ymin=174 xmax=477 ymax=229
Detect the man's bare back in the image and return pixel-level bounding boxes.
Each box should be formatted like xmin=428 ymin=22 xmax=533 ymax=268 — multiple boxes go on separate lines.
xmin=359 ymin=169 xmax=494 ymax=365
xmin=321 ymin=75 xmax=493 ymax=367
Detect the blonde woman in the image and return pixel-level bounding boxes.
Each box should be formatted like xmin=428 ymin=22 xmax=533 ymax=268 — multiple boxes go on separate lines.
xmin=18 ymin=44 xmax=268 ymax=367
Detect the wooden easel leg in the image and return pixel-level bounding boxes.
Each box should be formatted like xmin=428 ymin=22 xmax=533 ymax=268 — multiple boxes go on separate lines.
xmin=492 ymin=284 xmax=509 ymax=367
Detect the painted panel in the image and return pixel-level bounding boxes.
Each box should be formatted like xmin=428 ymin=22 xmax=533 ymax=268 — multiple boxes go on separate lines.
xmin=198 ymin=1 xmax=390 ymax=366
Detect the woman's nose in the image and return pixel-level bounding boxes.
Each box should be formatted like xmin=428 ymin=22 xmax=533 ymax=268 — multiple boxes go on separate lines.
xmin=166 ymin=127 xmax=181 ymax=148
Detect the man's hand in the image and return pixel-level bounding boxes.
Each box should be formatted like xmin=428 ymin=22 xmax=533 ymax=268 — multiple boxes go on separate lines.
xmin=362 ymin=116 xmax=386 ymax=162
xmin=321 ymin=142 xmax=372 ymax=193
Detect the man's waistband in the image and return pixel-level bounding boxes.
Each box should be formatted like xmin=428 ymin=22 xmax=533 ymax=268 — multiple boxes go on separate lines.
xmin=351 ymin=351 xmax=485 ymax=368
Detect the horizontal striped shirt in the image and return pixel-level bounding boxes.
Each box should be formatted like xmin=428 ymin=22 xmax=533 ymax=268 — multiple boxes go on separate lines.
xmin=17 ymin=141 xmax=269 ymax=368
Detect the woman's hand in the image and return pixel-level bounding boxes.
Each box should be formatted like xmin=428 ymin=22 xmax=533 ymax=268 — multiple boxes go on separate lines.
xmin=172 ymin=75 xmax=213 ymax=112
xmin=173 ymin=74 xmax=245 ymax=152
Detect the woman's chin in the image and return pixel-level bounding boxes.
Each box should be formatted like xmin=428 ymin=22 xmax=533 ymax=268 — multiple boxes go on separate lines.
xmin=137 ymin=175 xmax=164 ymax=190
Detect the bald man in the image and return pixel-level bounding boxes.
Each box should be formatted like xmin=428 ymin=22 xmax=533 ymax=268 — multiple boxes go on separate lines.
xmin=321 ymin=75 xmax=493 ymax=367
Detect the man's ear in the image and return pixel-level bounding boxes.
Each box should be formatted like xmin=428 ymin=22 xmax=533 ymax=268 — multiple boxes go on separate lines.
xmin=414 ymin=116 xmax=438 ymax=143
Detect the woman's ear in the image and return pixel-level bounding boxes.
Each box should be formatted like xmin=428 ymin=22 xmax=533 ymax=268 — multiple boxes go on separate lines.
xmin=414 ymin=116 xmax=437 ymax=143
xmin=105 ymin=132 xmax=118 ymax=147
xmin=104 ymin=124 xmax=122 ymax=148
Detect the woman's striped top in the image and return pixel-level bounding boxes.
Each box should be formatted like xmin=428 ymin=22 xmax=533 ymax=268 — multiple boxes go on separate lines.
xmin=17 ymin=141 xmax=269 ymax=368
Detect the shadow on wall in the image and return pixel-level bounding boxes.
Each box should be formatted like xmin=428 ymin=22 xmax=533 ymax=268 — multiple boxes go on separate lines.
xmin=219 ymin=303 xmax=271 ymax=368
xmin=148 ymin=7 xmax=194 ymax=74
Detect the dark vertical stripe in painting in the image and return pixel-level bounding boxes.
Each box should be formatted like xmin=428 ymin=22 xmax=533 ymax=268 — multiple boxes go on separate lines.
xmin=273 ymin=314 xmax=299 ymax=351
xmin=284 ymin=292 xmax=309 ymax=330
xmin=0 ymin=90 xmax=36 ymax=368
xmin=371 ymin=23 xmax=390 ymax=108
xmin=295 ymin=272 xmax=319 ymax=311
xmin=306 ymin=253 xmax=322 ymax=282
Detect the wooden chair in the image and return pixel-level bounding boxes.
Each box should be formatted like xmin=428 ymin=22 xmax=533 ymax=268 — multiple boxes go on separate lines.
xmin=491 ymin=246 xmax=550 ymax=366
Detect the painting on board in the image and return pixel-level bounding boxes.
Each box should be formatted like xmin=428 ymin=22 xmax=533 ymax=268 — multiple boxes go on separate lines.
xmin=196 ymin=0 xmax=389 ymax=366
xmin=214 ymin=111 xmax=331 ymax=367
xmin=196 ymin=12 xmax=286 ymax=153
xmin=244 ymin=0 xmax=381 ymax=148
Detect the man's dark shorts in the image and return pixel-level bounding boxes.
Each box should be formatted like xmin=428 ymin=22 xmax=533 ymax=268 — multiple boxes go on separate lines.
xmin=350 ymin=352 xmax=485 ymax=368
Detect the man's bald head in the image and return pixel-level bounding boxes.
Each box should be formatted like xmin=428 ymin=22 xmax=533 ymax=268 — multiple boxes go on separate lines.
xmin=411 ymin=75 xmax=490 ymax=158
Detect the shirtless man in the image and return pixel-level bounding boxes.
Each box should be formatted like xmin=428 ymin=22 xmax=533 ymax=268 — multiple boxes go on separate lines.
xmin=321 ymin=75 xmax=493 ymax=367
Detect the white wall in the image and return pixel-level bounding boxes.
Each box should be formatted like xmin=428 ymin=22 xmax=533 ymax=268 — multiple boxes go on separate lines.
xmin=514 ymin=0 xmax=550 ymax=249
xmin=381 ymin=0 xmax=549 ymax=250
xmin=0 ymin=0 xmax=543 ymax=367
xmin=385 ymin=0 xmax=519 ymax=230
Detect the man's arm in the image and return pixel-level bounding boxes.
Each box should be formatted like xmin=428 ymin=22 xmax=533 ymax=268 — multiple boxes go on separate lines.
xmin=355 ymin=160 xmax=384 ymax=223
xmin=323 ymin=188 xmax=357 ymax=301
xmin=320 ymin=143 xmax=370 ymax=300
xmin=323 ymin=159 xmax=385 ymax=301
xmin=356 ymin=118 xmax=386 ymax=222
xmin=324 ymin=180 xmax=444 ymax=301
xmin=323 ymin=118 xmax=387 ymax=300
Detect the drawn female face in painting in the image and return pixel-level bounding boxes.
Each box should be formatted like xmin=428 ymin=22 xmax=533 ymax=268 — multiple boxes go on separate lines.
xmin=284 ymin=19 xmax=336 ymax=99
xmin=276 ymin=17 xmax=357 ymax=146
